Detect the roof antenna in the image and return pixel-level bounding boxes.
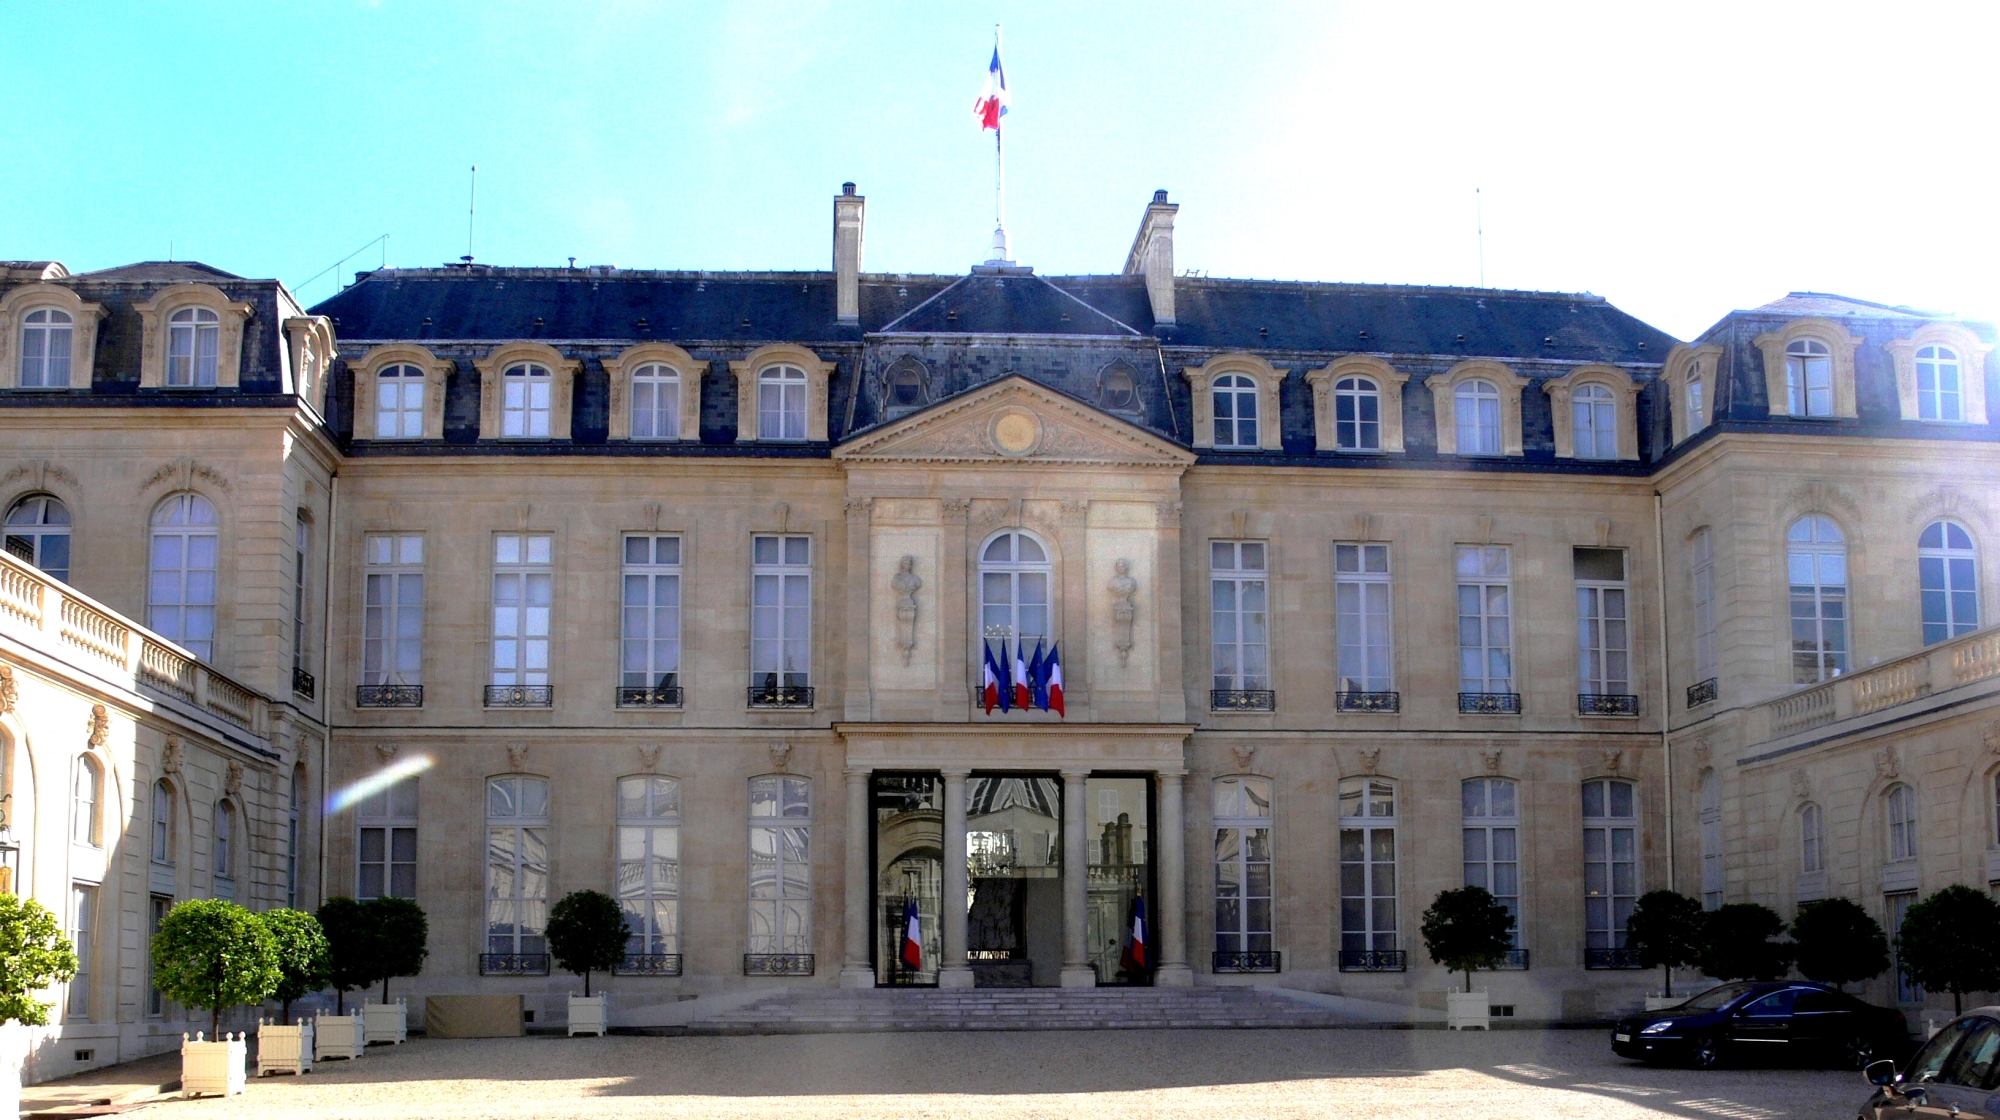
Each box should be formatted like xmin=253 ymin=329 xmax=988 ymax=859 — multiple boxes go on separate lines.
xmin=168 ymin=238 xmax=174 ymax=263
xmin=462 ymin=165 xmax=477 ymax=265
xmin=1475 ymin=187 xmax=1485 ymax=288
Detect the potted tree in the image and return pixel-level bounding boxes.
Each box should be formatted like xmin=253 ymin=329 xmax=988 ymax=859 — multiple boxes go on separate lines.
xmin=546 ymin=890 xmax=628 ymax=1037
xmin=1626 ymin=890 xmax=1704 ymax=1009
xmin=313 ymin=897 xmax=373 ymax=1061
xmin=1419 ymin=886 xmax=1514 ymax=1030
xmin=1897 ymin=885 xmax=2000 ymax=1015
xmin=1791 ymin=897 xmax=1889 ymax=993
xmin=363 ymin=897 xmax=427 ymax=1045
xmin=151 ymin=899 xmax=280 ymax=1098
xmin=0 ymin=894 xmax=77 ymax=1118
xmin=256 ymin=909 xmax=329 ymax=1076
xmin=1695 ymin=903 xmax=1793 ymax=982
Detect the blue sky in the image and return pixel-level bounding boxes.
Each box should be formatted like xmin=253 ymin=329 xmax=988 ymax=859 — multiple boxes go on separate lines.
xmin=7 ymin=1 xmax=1997 ymax=339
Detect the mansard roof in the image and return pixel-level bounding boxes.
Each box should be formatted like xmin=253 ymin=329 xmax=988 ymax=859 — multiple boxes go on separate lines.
xmin=878 ymin=270 xmax=1146 ymax=337
xmin=70 ymin=261 xmax=245 ymax=283
xmin=1750 ymin=292 xmax=1936 ymax=320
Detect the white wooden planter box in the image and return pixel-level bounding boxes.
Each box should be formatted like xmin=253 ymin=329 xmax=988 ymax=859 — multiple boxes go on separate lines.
xmin=1446 ymin=991 xmax=1490 ymax=1031
xmin=181 ymin=1033 xmax=247 ymax=1098
xmin=364 ymin=1000 xmax=409 ymax=1045
xmin=314 ymin=1014 xmax=366 ymax=1060
xmin=257 ymin=1019 xmax=313 ymax=1076
xmin=0 ymin=1022 xmax=28 ymax=1120
xmin=568 ymin=994 xmax=608 ymax=1037
xmin=1644 ymin=995 xmax=1685 ymax=1012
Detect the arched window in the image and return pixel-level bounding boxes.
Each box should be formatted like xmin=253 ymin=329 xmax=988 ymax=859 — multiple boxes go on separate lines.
xmin=619 ymin=775 xmax=682 ymax=967
xmin=747 ymin=775 xmax=811 ymax=959
xmin=501 ymin=363 xmax=552 ymax=438
xmin=71 ymin=756 xmax=101 ymax=847
xmin=1691 ymin=528 xmax=1717 ymax=688
xmin=1885 ymin=782 xmax=1916 ymax=863
xmin=5 ymin=494 xmax=71 ymax=582
xmin=1582 ymin=778 xmax=1638 ymax=959
xmin=758 ymin=365 xmax=808 ymax=441
xmin=1572 ymin=382 xmax=1617 ymax=459
xmin=1919 ymin=520 xmax=1979 ymax=645
xmin=1098 ymin=365 xmax=1137 ymax=411
xmin=1785 ymin=339 xmax=1833 ymax=417
xmin=1686 ymin=361 xmax=1705 ymax=431
xmin=485 ymin=775 xmax=550 ymax=963
xmin=375 ymin=364 xmax=425 ymax=439
xmin=1462 ymin=778 xmax=1519 ymax=946
xmin=1800 ymin=802 xmax=1824 ymax=876
xmin=979 ymin=531 xmax=1051 ymax=649
xmin=149 ymin=493 xmax=219 ymax=660
xmin=21 ymin=308 xmax=73 ymax=388
xmin=1787 ymin=516 xmax=1848 ymax=684
xmin=150 ymin=779 xmax=174 ymax=865
xmin=1213 ymin=776 xmax=1273 ymax=963
xmin=1334 ymin=376 xmax=1381 ymax=451
xmin=1916 ymin=345 xmax=1963 ymax=421
xmin=1212 ymin=373 xmax=1259 ymax=448
xmin=1698 ymin=769 xmax=1722 ymax=909
xmin=1337 ymin=776 xmax=1397 ymax=961
xmin=1455 ymin=378 xmax=1501 ymax=455
xmin=630 ymin=363 xmax=680 ymax=439
xmin=213 ymin=800 xmax=235 ymax=898
xmin=884 ymin=363 xmax=925 ymax=413
xmin=167 ymin=307 xmax=220 ymax=387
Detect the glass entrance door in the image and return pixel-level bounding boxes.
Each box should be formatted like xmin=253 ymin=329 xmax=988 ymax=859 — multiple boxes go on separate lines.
xmin=1086 ymin=775 xmax=1155 ymax=984
xmin=873 ymin=774 xmax=941 ymax=985
xmin=966 ymin=774 xmax=1063 ymax=987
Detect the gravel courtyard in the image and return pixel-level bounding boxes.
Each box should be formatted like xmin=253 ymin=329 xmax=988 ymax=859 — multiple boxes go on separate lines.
xmin=140 ymin=1028 xmax=1871 ymax=1120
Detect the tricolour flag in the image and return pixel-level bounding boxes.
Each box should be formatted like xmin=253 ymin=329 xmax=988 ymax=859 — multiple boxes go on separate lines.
xmin=1045 ymin=642 xmax=1065 ymax=718
xmin=1027 ymin=639 xmax=1048 ymax=711
xmin=974 ymin=43 xmax=1009 ymax=130
xmin=981 ymin=641 xmax=1003 ymax=714
xmin=1012 ymin=638 xmax=1032 ymax=710
xmin=900 ymin=897 xmax=923 ymax=971
xmin=1120 ymin=894 xmax=1150 ymax=973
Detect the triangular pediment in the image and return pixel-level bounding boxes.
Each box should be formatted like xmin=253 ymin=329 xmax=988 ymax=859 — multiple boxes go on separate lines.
xmin=833 ymin=376 xmax=1195 ymax=468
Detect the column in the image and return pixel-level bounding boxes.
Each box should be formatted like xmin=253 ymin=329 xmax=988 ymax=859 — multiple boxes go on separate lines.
xmin=1154 ymin=769 xmax=1193 ymax=986
xmin=839 ymin=768 xmax=874 ymax=988
xmin=938 ymin=769 xmax=973 ymax=987
xmin=1059 ymin=768 xmax=1096 ymax=987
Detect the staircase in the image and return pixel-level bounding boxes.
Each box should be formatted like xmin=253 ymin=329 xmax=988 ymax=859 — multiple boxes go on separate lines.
xmin=687 ymin=986 xmax=1364 ymax=1034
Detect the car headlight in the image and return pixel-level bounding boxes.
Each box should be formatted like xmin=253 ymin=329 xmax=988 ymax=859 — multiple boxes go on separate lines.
xmin=1639 ymin=1020 xmax=1674 ymax=1035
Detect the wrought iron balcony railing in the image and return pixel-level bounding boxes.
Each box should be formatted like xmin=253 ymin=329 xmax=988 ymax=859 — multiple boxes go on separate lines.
xmin=1338 ymin=949 xmax=1407 ymax=972
xmin=1578 ymin=693 xmax=1640 ymax=716
xmin=1212 ymin=950 xmax=1281 ymax=973
xmin=743 ymin=953 xmax=814 ymax=976
xmin=615 ymin=953 xmax=683 ymax=976
xmin=1491 ymin=948 xmax=1530 ymax=970
xmin=1459 ymin=692 xmax=1522 ymax=714
xmin=748 ymin=684 xmax=813 ymax=709
xmin=356 ymin=684 xmax=423 ymax=708
xmin=617 ymin=685 xmax=683 ymax=708
xmin=1210 ymin=689 xmax=1275 ymax=712
xmin=292 ymin=666 xmax=315 ymax=699
xmin=485 ymin=685 xmax=553 ymax=708
xmin=1584 ymin=947 xmax=1645 ymax=970
xmin=1687 ymin=677 xmax=1718 ymax=708
xmin=1337 ymin=690 xmax=1400 ymax=713
xmin=479 ymin=952 xmax=550 ymax=976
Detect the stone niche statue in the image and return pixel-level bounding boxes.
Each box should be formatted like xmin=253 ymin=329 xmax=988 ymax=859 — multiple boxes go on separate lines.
xmin=1108 ymin=558 xmax=1138 ymax=665
xmin=891 ymin=555 xmax=922 ymax=665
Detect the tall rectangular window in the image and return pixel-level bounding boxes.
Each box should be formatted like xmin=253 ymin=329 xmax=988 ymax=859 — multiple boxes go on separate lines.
xmin=1456 ymin=545 xmax=1513 ymax=694
xmin=748 ymin=776 xmax=811 ymax=958
xmin=1209 ymin=541 xmax=1269 ymax=693
xmin=1575 ymin=548 xmax=1630 ymax=699
xmin=1583 ymin=778 xmax=1638 ymax=953
xmin=621 ymin=535 xmax=682 ymax=699
xmin=492 ymin=535 xmax=553 ymax=688
xmin=67 ymin=884 xmax=92 ymax=1020
xmin=618 ymin=776 xmax=681 ymax=963
xmin=751 ymin=536 xmax=811 ymax=693
xmin=1462 ymin=778 xmax=1520 ymax=946
xmin=358 ymin=776 xmax=418 ymax=900
xmin=1338 ymin=777 xmax=1397 ymax=955
xmin=293 ymin=520 xmax=310 ymax=675
xmin=1691 ymin=529 xmax=1717 ymax=685
xmin=363 ymin=535 xmax=424 ymax=687
xmin=1213 ymin=777 xmax=1273 ymax=960
xmin=1889 ymin=891 xmax=1921 ymax=1002
xmin=486 ymin=776 xmax=550 ymax=960
xmin=146 ymin=895 xmax=169 ymax=1017
xmin=1334 ymin=543 xmax=1393 ymax=694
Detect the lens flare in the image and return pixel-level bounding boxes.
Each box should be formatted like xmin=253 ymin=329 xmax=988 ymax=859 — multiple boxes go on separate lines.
xmin=326 ymin=754 xmax=433 ymax=814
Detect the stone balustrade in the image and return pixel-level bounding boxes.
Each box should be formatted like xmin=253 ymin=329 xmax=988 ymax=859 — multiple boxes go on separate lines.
xmin=1753 ymin=622 xmax=2000 ymax=742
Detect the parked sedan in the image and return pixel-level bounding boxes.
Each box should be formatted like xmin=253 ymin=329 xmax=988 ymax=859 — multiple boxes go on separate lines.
xmin=1861 ymin=1006 xmax=2000 ymax=1118
xmin=1612 ymin=981 xmax=1908 ymax=1070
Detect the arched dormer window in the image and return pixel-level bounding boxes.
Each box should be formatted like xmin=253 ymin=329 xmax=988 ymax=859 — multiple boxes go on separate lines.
xmin=2 ymin=284 xmax=103 ymax=390
xmin=72 ymin=755 xmax=102 ymax=847
xmin=1916 ymin=346 xmax=1963 ymax=422
xmin=1184 ymin=354 xmax=1288 ymax=451
xmin=1545 ymin=365 xmax=1639 ymax=461
xmin=1211 ymin=374 xmax=1259 ymax=448
xmin=883 ymin=360 xmax=927 ymax=416
xmin=1455 ymin=379 xmax=1501 ymax=455
xmin=1785 ymin=339 xmax=1833 ymax=417
xmin=5 ymin=493 xmax=71 ymax=582
xmin=730 ymin=345 xmax=834 ymax=444
xmin=167 ymin=308 xmax=220 ymax=387
xmin=1334 ymin=377 xmax=1381 ymax=450
xmin=1098 ymin=363 xmax=1138 ymax=412
xmin=979 ymin=530 xmax=1051 ymax=650
xmin=630 ymin=364 xmax=681 ymax=439
xmin=1787 ymin=515 xmax=1848 ymax=684
xmin=758 ymin=365 xmax=808 ymax=441
xmin=151 ymin=779 xmax=175 ymax=865
xmin=1888 ymin=327 xmax=1992 ymax=424
xmin=149 ymin=493 xmax=219 ymax=660
xmin=1572 ymin=383 xmax=1617 ymax=459
xmin=501 ymin=363 xmax=553 ymax=438
xmin=1687 ymin=364 xmax=1705 ymax=430
xmin=1919 ymin=520 xmax=1979 ymax=645
xmin=20 ymin=309 xmax=72 ymax=388
xmin=1884 ymin=782 xmax=1916 ymax=863
xmin=1308 ymin=356 xmax=1409 ymax=453
xmin=375 ymin=364 xmax=426 ymax=439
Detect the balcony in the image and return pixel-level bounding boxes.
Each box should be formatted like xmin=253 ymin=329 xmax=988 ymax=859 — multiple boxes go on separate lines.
xmin=614 ymin=953 xmax=683 ymax=977
xmin=1753 ymin=622 xmax=2000 ymax=743
xmin=1458 ymin=692 xmax=1521 ymax=715
xmin=1337 ymin=691 xmax=1400 ymax=713
xmin=1584 ymin=947 xmax=1644 ymax=970
xmin=1578 ymin=693 xmax=1640 ymax=716
xmin=748 ymin=684 xmax=813 ymax=709
xmin=357 ymin=684 xmax=424 ymax=708
xmin=617 ymin=685 xmax=683 ymax=708
xmin=485 ymin=685 xmax=553 ymax=708
xmin=292 ymin=666 xmax=316 ymax=699
xmin=1686 ymin=676 xmax=1718 ymax=708
xmin=1210 ymin=689 xmax=1275 ymax=712
xmin=1338 ymin=949 xmax=1406 ymax=972
xmin=1212 ymin=950 xmax=1281 ymax=973
xmin=479 ymin=952 xmax=550 ymax=976
xmin=1491 ymin=948 xmax=1530 ymax=970
xmin=743 ymin=953 xmax=814 ymax=976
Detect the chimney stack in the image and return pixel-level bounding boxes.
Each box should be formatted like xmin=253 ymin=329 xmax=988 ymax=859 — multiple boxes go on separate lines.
xmin=1123 ymin=189 xmax=1178 ymax=327
xmin=834 ymin=182 xmax=865 ymax=325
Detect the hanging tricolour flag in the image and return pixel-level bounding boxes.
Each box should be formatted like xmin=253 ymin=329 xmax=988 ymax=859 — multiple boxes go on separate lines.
xmin=974 ymin=42 xmax=1009 ymax=130
xmin=1120 ymin=895 xmax=1150 ymax=973
xmin=1045 ymin=642 xmax=1065 ymax=718
xmin=900 ymin=897 xmax=924 ymax=971
xmin=981 ymin=641 xmax=1004 ymax=714
xmin=1027 ymin=639 xmax=1048 ymax=711
xmin=1012 ymin=639 xmax=1032 ymax=710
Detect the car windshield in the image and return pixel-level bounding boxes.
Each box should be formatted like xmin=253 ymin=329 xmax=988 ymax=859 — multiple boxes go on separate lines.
xmin=1678 ymin=982 xmax=1762 ymax=1012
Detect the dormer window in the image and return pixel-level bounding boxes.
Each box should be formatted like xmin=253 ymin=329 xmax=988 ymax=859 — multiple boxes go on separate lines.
xmin=631 ymin=363 xmax=681 ymax=440
xmin=885 ymin=362 xmax=926 ymax=413
xmin=759 ymin=365 xmax=807 ymax=441
xmin=1212 ymin=373 xmax=1259 ymax=448
xmin=1916 ymin=345 xmax=1962 ymax=421
xmin=376 ymin=364 xmax=425 ymax=439
xmin=501 ymin=363 xmax=552 ymax=438
xmin=167 ymin=308 xmax=220 ymax=387
xmin=20 ymin=309 xmax=72 ymax=388
xmin=1687 ymin=364 xmax=1705 ymax=428
xmin=1098 ymin=364 xmax=1138 ymax=412
xmin=1572 ymin=383 xmax=1617 ymax=459
xmin=1455 ymin=379 xmax=1502 ymax=455
xmin=1334 ymin=377 xmax=1381 ymax=450
xmin=1784 ymin=339 xmax=1833 ymax=416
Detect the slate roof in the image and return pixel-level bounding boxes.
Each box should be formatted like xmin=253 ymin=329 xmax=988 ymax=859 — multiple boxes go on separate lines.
xmin=879 ymin=270 xmax=1145 ymax=337
xmin=70 ymin=261 xmax=244 ymax=283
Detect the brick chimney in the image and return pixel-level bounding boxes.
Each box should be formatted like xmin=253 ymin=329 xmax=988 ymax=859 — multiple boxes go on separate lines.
xmin=1123 ymin=189 xmax=1178 ymax=327
xmin=834 ymin=183 xmax=865 ymax=325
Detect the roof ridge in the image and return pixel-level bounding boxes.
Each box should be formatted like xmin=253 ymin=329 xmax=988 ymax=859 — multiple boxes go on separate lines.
xmin=876 ymin=274 xmax=973 ymax=333
xmin=1031 ymin=274 xmax=1144 ymax=336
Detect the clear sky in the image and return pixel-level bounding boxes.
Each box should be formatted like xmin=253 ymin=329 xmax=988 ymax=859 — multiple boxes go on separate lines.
xmin=8 ymin=1 xmax=1996 ymax=340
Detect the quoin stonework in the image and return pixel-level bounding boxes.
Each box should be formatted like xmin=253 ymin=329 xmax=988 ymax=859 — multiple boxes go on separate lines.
xmin=1 ymin=185 xmax=1996 ymax=1072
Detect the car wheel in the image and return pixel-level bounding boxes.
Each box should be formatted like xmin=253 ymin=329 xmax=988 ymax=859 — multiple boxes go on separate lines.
xmin=1838 ymin=1034 xmax=1875 ymax=1071
xmin=1689 ymin=1034 xmax=1724 ymax=1070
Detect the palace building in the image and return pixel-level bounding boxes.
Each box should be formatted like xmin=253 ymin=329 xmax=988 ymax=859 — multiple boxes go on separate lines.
xmin=1 ymin=185 xmax=1997 ymax=1069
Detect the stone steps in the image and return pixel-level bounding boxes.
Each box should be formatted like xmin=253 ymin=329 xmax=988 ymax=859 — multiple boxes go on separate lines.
xmin=687 ymin=986 xmax=1358 ymax=1034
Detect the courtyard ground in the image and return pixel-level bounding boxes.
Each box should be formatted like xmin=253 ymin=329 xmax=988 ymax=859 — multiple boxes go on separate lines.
xmin=35 ymin=1028 xmax=1874 ymax=1120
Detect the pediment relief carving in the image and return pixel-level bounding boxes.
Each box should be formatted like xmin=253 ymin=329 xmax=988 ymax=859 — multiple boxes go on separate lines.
xmin=833 ymin=376 xmax=1194 ymax=468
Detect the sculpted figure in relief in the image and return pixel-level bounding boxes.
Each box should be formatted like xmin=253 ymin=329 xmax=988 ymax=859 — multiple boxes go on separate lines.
xmin=891 ymin=556 xmax=922 ymax=665
xmin=1108 ymin=559 xmax=1138 ymax=665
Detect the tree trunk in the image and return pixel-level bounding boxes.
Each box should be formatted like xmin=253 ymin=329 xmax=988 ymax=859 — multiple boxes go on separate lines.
xmin=1662 ymin=965 xmax=1672 ymax=999
xmin=584 ymin=970 xmax=591 ymax=998
xmin=211 ymin=1006 xmax=221 ymax=1039
xmin=1464 ymin=970 xmax=1472 ymax=993
xmin=382 ymin=976 xmax=390 ymax=1004
xmin=335 ymin=988 xmax=344 ymax=1015
xmin=282 ymin=997 xmax=292 ymax=1027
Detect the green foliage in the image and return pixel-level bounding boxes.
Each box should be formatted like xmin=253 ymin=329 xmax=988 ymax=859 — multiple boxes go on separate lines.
xmin=316 ymin=896 xmax=374 ymax=1011
xmin=150 ymin=899 xmax=279 ymax=1036
xmin=1790 ymin=898 xmax=1890 ymax=990
xmin=1419 ymin=886 xmax=1514 ymax=992
xmin=1626 ymin=890 xmax=1705 ymax=996
xmin=1897 ymin=885 xmax=2000 ymax=1014
xmin=1696 ymin=903 xmax=1792 ymax=981
xmin=259 ymin=909 xmax=330 ymax=1023
xmin=366 ymin=897 xmax=429 ymax=1002
xmin=545 ymin=891 xmax=628 ymax=997
xmin=0 ymin=894 xmax=77 ymax=1027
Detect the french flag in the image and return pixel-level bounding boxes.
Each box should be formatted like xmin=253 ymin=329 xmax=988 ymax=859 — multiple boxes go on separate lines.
xmin=982 ymin=641 xmax=1004 ymax=714
xmin=899 ymin=897 xmax=923 ymax=971
xmin=1045 ymin=642 xmax=1064 ymax=718
xmin=1012 ymin=640 xmax=1032 ymax=710
xmin=1120 ymin=895 xmax=1149 ymax=972
xmin=975 ymin=43 xmax=1009 ymax=130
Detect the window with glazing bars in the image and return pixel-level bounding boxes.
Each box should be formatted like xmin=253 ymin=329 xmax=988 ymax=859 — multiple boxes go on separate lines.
xmin=1691 ymin=529 xmax=1716 ymax=684
xmin=630 ymin=364 xmax=680 ymax=439
xmin=1210 ymin=541 xmax=1268 ymax=691
xmin=748 ymin=776 xmax=811 ymax=955
xmin=1338 ymin=777 xmax=1397 ymax=953
xmin=1456 ymin=545 xmax=1512 ymax=693
xmin=166 ymin=308 xmax=219 ymax=386
xmin=1916 ymin=346 xmax=1962 ymax=421
xmin=1572 ymin=383 xmax=1617 ymax=459
xmin=751 ymin=536 xmax=810 ymax=690
xmin=1462 ymin=778 xmax=1519 ymax=945
xmin=1335 ymin=543 xmax=1392 ymax=693
xmin=1583 ymin=778 xmax=1638 ymax=951
xmin=1698 ymin=768 xmax=1722 ymax=909
xmin=486 ymin=775 xmax=550 ymax=956
xmin=20 ymin=308 xmax=72 ymax=387
xmin=619 ymin=776 xmax=681 ymax=958
xmin=501 ymin=363 xmax=552 ymax=438
xmin=622 ymin=535 xmax=682 ymax=693
xmin=1787 ymin=516 xmax=1847 ymax=684
xmin=358 ymin=776 xmax=418 ymax=899
xmin=492 ymin=535 xmax=552 ymax=688
xmin=1213 ymin=776 xmax=1273 ymax=957
xmin=1919 ymin=520 xmax=1979 ymax=645
xmin=1785 ymin=339 xmax=1833 ymax=416
xmin=376 ymin=364 xmax=425 ymax=438
xmin=363 ymin=535 xmax=424 ymax=687
xmin=758 ymin=366 xmax=807 ymax=441
xmin=1575 ymin=548 xmax=1629 ymax=697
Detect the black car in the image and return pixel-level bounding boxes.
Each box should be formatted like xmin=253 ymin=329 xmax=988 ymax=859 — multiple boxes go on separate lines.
xmin=1611 ymin=981 xmax=1908 ymax=1070
xmin=1860 ymin=1006 xmax=2000 ymax=1118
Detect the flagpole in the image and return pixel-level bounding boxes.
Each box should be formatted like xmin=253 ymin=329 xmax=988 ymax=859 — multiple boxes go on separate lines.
xmin=993 ymin=23 xmax=1007 ymax=262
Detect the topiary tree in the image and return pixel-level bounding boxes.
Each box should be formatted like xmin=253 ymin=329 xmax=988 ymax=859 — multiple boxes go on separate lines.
xmin=260 ymin=909 xmax=330 ymax=1025
xmin=0 ymin=894 xmax=77 ymax=1026
xmin=545 ymin=890 xmax=628 ymax=998
xmin=365 ymin=897 xmax=429 ymax=1003
xmin=1898 ymin=885 xmax=2000 ymax=1014
xmin=1626 ymin=890 xmax=1705 ymax=998
xmin=1696 ymin=902 xmax=1793 ymax=981
xmin=316 ymin=897 xmax=375 ymax=1014
xmin=151 ymin=899 xmax=280 ymax=1038
xmin=1791 ymin=897 xmax=1890 ymax=991
xmin=1419 ymin=886 xmax=1515 ymax=993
